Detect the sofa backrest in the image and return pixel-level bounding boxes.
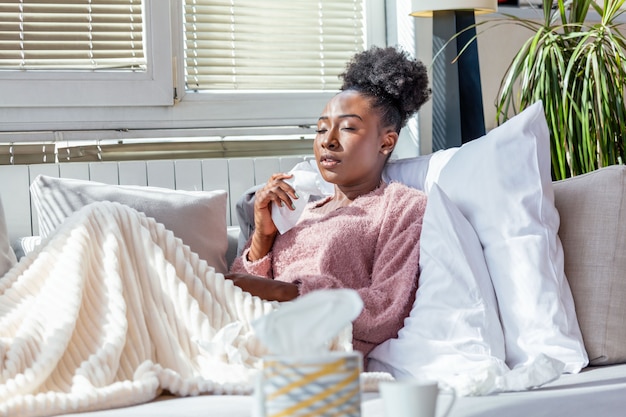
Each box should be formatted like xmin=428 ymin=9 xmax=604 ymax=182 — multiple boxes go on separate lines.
xmin=554 ymin=165 xmax=626 ymax=366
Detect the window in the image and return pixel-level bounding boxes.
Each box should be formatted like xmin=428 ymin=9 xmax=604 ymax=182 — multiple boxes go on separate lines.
xmin=169 ymin=0 xmax=384 ymax=135
xmin=0 ymin=0 xmax=145 ymax=71
xmin=0 ymin=0 xmax=173 ymax=108
xmin=0 ymin=0 xmax=389 ymax=140
xmin=184 ymin=0 xmax=365 ymax=91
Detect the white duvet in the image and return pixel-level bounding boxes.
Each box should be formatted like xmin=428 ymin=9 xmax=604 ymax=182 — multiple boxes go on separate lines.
xmin=0 ymin=202 xmax=282 ymax=417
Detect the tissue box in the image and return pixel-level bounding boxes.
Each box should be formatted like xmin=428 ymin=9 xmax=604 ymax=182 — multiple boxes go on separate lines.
xmin=260 ymin=351 xmax=362 ymax=417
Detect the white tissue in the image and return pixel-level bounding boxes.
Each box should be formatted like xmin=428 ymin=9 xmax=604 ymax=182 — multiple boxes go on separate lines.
xmin=194 ymin=321 xmax=258 ymax=386
xmin=196 ymin=322 xmax=246 ymax=365
xmin=271 ymin=160 xmax=334 ymax=234
xmin=252 ymin=289 xmax=363 ymax=356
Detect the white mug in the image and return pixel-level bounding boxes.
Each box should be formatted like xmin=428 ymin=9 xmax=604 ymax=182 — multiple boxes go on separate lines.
xmin=378 ymin=380 xmax=456 ymax=417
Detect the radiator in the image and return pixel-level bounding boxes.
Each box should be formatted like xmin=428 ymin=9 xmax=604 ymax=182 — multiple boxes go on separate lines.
xmin=0 ymin=155 xmax=310 ymax=241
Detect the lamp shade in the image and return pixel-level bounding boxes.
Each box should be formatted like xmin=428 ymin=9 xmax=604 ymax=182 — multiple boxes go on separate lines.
xmin=410 ymin=0 xmax=498 ymax=17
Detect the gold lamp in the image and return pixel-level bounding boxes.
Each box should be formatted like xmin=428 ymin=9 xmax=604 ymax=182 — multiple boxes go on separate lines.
xmin=411 ymin=0 xmax=498 ymax=150
xmin=411 ymin=0 xmax=498 ymax=17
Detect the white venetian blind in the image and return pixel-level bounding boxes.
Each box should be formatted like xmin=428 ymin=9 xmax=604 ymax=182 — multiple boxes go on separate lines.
xmin=0 ymin=0 xmax=145 ymax=70
xmin=184 ymin=0 xmax=365 ymax=91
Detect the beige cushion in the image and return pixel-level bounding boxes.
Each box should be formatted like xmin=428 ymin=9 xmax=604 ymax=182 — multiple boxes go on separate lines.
xmin=554 ymin=165 xmax=626 ymax=365
xmin=30 ymin=175 xmax=229 ymax=274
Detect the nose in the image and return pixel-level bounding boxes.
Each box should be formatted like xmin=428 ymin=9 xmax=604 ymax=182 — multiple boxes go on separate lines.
xmin=320 ymin=127 xmax=339 ymax=150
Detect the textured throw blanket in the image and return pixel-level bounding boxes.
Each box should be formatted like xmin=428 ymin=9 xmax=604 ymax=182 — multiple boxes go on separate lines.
xmin=0 ymin=202 xmax=285 ymax=417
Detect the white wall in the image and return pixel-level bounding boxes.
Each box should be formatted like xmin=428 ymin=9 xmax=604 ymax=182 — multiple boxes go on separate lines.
xmin=412 ymin=13 xmax=537 ymax=151
xmin=476 ymin=15 xmax=537 ymax=131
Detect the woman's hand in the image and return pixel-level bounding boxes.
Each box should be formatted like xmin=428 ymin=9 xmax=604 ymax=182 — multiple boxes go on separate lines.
xmin=248 ymin=173 xmax=298 ymax=261
xmin=224 ymin=273 xmax=299 ymax=302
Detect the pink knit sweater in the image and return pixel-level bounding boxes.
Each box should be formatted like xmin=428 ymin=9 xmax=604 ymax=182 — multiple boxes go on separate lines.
xmin=230 ymin=182 xmax=427 ymax=358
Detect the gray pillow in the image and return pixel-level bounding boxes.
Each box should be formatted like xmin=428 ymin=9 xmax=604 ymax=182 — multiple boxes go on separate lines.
xmin=30 ymin=175 xmax=229 ymax=274
xmin=554 ymin=165 xmax=626 ymax=365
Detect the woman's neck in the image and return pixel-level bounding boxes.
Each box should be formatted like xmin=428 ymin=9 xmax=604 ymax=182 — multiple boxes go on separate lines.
xmin=333 ymin=178 xmax=384 ymax=204
xmin=314 ymin=180 xmax=384 ymax=215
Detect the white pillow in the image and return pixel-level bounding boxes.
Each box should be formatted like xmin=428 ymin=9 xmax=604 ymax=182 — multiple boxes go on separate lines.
xmin=30 ymin=175 xmax=229 ymax=274
xmin=368 ymin=184 xmax=508 ymax=392
xmin=383 ymin=148 xmax=458 ymax=192
xmin=383 ymin=153 xmax=432 ymax=190
xmin=0 ymin=196 xmax=18 ymax=278
xmin=434 ymin=102 xmax=587 ymax=372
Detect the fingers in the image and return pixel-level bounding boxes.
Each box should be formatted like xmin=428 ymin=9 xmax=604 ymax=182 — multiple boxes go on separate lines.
xmin=252 ymin=173 xmax=299 ymax=239
xmin=256 ymin=173 xmax=298 ymax=211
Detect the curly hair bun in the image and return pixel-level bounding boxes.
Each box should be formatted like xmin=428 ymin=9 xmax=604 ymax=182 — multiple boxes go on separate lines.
xmin=340 ymin=46 xmax=431 ymax=129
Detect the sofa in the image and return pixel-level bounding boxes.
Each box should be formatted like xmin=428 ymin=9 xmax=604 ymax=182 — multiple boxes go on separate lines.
xmin=0 ymin=101 xmax=625 ymax=416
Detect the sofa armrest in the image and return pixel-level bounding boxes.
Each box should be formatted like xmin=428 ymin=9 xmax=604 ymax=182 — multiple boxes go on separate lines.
xmin=226 ymin=226 xmax=241 ymax=270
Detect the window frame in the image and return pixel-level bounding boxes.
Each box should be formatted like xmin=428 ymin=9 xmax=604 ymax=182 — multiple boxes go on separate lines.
xmin=0 ymin=0 xmax=388 ymax=134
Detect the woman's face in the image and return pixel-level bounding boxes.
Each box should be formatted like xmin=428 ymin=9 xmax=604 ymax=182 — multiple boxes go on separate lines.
xmin=314 ymin=90 xmax=397 ymax=191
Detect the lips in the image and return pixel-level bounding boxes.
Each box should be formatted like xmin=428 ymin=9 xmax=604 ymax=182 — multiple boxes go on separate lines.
xmin=319 ymin=154 xmax=340 ymax=169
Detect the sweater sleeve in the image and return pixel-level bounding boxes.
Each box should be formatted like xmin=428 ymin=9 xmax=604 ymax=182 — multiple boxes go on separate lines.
xmin=229 ymin=244 xmax=274 ymax=278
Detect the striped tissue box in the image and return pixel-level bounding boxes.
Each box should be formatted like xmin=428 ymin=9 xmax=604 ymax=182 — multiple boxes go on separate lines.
xmin=262 ymin=352 xmax=362 ymax=417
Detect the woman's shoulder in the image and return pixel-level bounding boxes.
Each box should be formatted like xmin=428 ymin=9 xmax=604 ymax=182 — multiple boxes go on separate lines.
xmin=384 ymin=181 xmax=427 ymax=200
xmin=378 ymin=182 xmax=428 ymax=219
xmin=375 ymin=182 xmax=428 ymax=228
xmin=350 ymin=181 xmax=427 ymax=214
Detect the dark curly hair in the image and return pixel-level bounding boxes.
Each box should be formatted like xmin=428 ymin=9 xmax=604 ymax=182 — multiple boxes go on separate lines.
xmin=339 ymin=46 xmax=431 ymax=133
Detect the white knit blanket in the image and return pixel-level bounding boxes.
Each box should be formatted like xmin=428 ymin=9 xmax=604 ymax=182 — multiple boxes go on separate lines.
xmin=0 ymin=202 xmax=284 ymax=417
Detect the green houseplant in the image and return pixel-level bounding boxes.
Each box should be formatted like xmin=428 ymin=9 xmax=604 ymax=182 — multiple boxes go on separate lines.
xmin=495 ymin=0 xmax=626 ymax=180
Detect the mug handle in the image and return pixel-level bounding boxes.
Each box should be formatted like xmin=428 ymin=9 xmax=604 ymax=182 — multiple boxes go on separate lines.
xmin=437 ymin=383 xmax=456 ymax=417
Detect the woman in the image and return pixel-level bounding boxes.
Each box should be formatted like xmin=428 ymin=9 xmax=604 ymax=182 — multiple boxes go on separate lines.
xmin=227 ymin=45 xmax=431 ymax=359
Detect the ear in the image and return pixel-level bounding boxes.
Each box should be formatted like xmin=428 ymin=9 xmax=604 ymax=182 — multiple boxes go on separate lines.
xmin=380 ymin=130 xmax=398 ymax=156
